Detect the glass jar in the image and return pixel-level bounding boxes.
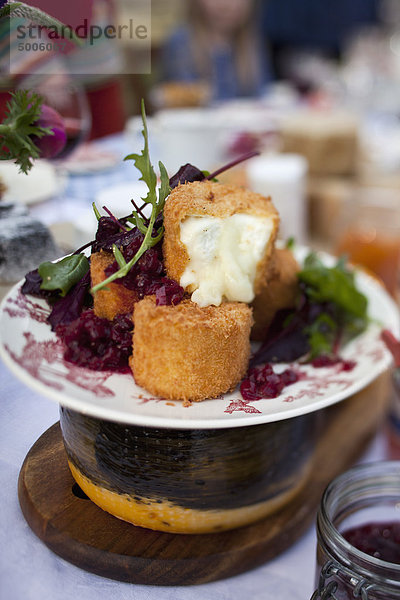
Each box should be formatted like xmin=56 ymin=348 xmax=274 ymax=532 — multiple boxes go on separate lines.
xmin=387 ymin=369 xmax=400 ymax=460
xmin=311 ymin=461 xmax=400 ymax=599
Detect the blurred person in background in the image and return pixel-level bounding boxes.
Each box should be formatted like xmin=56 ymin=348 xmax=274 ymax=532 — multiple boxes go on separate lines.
xmin=262 ymin=0 xmax=379 ymax=86
xmin=160 ymin=0 xmax=271 ymax=101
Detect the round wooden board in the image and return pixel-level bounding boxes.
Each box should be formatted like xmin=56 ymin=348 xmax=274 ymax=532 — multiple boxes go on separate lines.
xmin=18 ymin=374 xmax=390 ymax=586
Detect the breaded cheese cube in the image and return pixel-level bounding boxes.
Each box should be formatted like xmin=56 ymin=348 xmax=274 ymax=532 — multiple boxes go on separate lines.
xmin=163 ymin=181 xmax=279 ymax=308
xmin=131 ymin=297 xmax=252 ymax=402
xmin=251 ymin=247 xmax=300 ymax=341
xmin=91 ymin=251 xmax=139 ymax=321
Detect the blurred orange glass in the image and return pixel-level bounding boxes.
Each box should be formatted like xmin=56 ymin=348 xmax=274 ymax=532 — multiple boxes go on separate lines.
xmin=387 ymin=368 xmax=400 ymax=460
xmin=334 ymin=188 xmax=400 ymax=298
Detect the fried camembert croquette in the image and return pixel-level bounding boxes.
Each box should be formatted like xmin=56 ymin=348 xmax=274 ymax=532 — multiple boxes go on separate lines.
xmin=89 ymin=180 xmax=290 ymax=402
xmin=91 ymin=250 xmax=138 ymax=321
xmin=251 ymin=247 xmax=300 ymax=341
xmin=131 ymin=297 xmax=252 ymax=403
xmin=163 ymin=181 xmax=279 ymax=307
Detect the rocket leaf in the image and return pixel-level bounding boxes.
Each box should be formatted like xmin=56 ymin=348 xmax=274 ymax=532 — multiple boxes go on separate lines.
xmin=91 ymin=100 xmax=171 ymax=294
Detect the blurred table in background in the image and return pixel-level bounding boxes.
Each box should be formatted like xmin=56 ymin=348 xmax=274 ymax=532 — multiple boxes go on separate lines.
xmin=0 ymin=92 xmax=399 ymax=305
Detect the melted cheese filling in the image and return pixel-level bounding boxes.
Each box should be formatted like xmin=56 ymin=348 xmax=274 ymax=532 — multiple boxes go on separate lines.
xmin=180 ymin=214 xmax=274 ymax=307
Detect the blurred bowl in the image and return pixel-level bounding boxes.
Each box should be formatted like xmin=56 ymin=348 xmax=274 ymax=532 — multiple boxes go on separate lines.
xmin=0 ymin=160 xmax=67 ymax=205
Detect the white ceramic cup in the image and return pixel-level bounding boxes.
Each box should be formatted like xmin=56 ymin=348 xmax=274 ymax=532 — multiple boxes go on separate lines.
xmin=125 ymin=108 xmax=229 ymax=176
xmin=246 ymin=153 xmax=308 ymax=243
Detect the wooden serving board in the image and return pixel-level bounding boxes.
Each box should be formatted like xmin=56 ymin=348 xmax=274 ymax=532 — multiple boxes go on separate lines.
xmin=18 ymin=374 xmax=390 ymax=586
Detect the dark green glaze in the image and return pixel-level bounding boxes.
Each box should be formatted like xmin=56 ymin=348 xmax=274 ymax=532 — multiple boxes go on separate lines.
xmin=60 ymin=407 xmax=318 ymax=511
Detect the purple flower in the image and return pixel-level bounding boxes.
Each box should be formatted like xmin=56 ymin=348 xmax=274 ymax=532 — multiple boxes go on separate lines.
xmin=31 ymin=105 xmax=67 ymax=159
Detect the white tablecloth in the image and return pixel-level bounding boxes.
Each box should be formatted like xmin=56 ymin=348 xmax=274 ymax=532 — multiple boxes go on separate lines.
xmin=0 ymin=134 xmax=390 ymax=600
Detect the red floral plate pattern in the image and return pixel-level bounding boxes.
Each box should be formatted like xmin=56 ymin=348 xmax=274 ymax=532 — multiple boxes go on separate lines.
xmin=0 ymin=248 xmax=398 ymax=429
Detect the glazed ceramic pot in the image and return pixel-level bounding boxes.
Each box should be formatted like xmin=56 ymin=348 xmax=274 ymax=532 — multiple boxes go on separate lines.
xmin=60 ymin=407 xmax=318 ymax=534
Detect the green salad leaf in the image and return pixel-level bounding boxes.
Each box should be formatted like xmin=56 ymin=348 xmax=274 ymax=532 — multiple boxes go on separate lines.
xmin=38 ymin=254 xmax=90 ymax=297
xmin=298 ymin=252 xmax=368 ymax=319
xmin=91 ymin=100 xmax=171 ymax=294
xmin=286 ymin=236 xmax=295 ymax=250
xmin=298 ymin=252 xmax=369 ymax=359
xmin=305 ymin=313 xmax=337 ymax=359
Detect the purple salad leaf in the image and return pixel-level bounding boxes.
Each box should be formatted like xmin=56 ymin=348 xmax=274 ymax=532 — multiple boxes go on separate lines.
xmin=250 ymin=307 xmax=310 ymax=366
xmin=168 ymin=152 xmax=260 ymax=190
xmin=95 ymin=216 xmax=121 ymax=240
xmin=169 ymin=163 xmax=205 ymax=189
xmin=48 ymin=270 xmax=92 ymax=331
xmin=21 ymin=268 xmax=59 ymax=301
xmin=205 ymin=151 xmax=259 ymax=181
xmin=92 ymin=223 xmax=144 ymax=254
xmin=250 ymin=282 xmax=348 ymax=367
xmin=21 ymin=268 xmax=46 ymax=296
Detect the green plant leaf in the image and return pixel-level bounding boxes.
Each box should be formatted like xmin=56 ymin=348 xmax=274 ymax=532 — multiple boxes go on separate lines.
xmin=124 ymin=99 xmax=157 ymax=206
xmin=92 ymin=202 xmax=101 ymax=221
xmin=0 ymin=90 xmax=52 ymax=173
xmin=306 ymin=313 xmax=337 ymax=359
xmin=298 ymin=254 xmax=368 ymax=319
xmin=157 ymin=160 xmax=170 ymax=215
xmin=134 ymin=213 xmax=148 ymax=234
xmin=286 ymin=236 xmax=296 ymax=250
xmin=38 ymin=254 xmax=89 ymax=297
xmin=91 ymin=100 xmax=171 ymax=294
xmin=0 ymin=2 xmax=83 ymax=45
xmin=0 ymin=2 xmax=22 ymax=19
xmin=112 ymin=244 xmax=126 ymax=269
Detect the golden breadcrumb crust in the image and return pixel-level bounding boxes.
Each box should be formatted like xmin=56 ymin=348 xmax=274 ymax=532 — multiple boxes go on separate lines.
xmin=163 ymin=181 xmax=280 ymax=296
xmin=251 ymin=248 xmax=300 ymax=341
xmin=91 ymin=251 xmax=139 ymax=321
xmin=131 ymin=297 xmax=253 ymax=402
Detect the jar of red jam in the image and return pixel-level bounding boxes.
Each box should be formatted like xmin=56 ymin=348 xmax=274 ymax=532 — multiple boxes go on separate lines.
xmin=311 ymin=461 xmax=400 ymax=600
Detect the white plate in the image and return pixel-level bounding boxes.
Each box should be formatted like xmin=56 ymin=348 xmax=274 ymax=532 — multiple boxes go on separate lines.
xmin=0 ymin=247 xmax=398 ymax=429
xmin=61 ymin=144 xmax=119 ymax=175
xmin=0 ymin=160 xmax=67 ymax=205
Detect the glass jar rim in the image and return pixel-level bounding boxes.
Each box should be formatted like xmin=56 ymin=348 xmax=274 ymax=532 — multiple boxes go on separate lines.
xmin=318 ymin=461 xmax=400 ymax=586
